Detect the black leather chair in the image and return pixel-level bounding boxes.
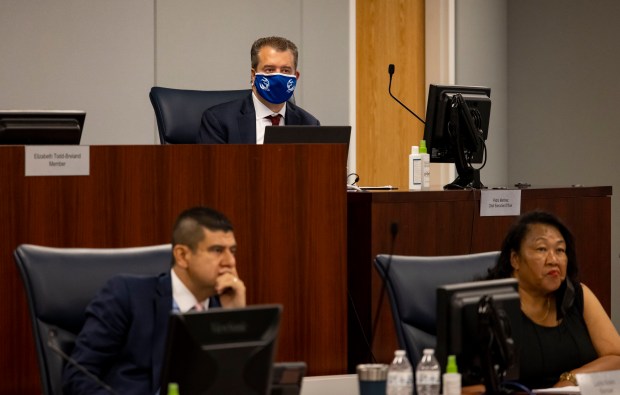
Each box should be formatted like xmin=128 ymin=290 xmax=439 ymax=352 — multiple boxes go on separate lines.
xmin=374 ymin=251 xmax=500 ymax=367
xmin=14 ymin=244 xmax=172 ymax=395
xmin=149 ymin=86 xmax=251 ymax=144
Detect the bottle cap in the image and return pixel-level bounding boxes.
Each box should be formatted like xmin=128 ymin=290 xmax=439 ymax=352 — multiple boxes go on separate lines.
xmin=420 ymin=140 xmax=427 ymax=154
xmin=395 ymin=349 xmax=406 ymax=357
xmin=168 ymin=382 xmax=180 ymax=395
xmin=411 ymin=146 xmax=419 ymax=155
xmin=423 ymin=348 xmax=434 ymax=355
xmin=446 ymin=355 xmax=458 ymax=373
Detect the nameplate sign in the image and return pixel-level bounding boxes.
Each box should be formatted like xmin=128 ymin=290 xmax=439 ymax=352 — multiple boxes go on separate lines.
xmin=25 ymin=146 xmax=90 ymax=176
xmin=577 ymin=370 xmax=620 ymax=395
xmin=480 ymin=189 xmax=521 ymax=217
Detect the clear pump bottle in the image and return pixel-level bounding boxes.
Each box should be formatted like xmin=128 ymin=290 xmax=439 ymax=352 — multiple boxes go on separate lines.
xmin=419 ymin=140 xmax=430 ymax=188
xmin=442 ymin=355 xmax=461 ymax=395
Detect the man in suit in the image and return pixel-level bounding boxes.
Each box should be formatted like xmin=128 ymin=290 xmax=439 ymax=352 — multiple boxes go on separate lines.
xmin=62 ymin=207 xmax=245 ymax=395
xmin=197 ymin=36 xmax=319 ymax=144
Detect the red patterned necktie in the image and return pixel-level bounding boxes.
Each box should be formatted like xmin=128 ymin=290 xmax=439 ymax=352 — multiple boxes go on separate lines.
xmin=266 ymin=114 xmax=282 ymax=126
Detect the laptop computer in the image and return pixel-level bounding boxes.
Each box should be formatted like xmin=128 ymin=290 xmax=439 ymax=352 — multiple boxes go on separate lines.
xmin=0 ymin=110 xmax=85 ymax=145
xmin=263 ymin=125 xmax=351 ymax=147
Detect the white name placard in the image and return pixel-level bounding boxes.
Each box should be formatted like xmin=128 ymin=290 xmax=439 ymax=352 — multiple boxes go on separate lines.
xmin=577 ymin=370 xmax=620 ymax=395
xmin=25 ymin=146 xmax=90 ymax=176
xmin=480 ymin=189 xmax=521 ymax=217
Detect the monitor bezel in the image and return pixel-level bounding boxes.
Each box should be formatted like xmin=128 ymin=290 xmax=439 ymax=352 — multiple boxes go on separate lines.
xmin=160 ymin=304 xmax=282 ymax=395
xmin=436 ymin=278 xmax=521 ymax=388
xmin=0 ymin=110 xmax=85 ymax=145
xmin=423 ymin=85 xmax=491 ymax=164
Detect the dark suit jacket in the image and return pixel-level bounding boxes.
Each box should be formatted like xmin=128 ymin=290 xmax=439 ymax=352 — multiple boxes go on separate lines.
xmin=62 ymin=272 xmax=220 ymax=395
xmin=197 ymin=93 xmax=320 ymax=144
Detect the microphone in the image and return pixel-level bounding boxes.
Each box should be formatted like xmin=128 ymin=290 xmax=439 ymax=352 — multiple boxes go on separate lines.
xmin=47 ymin=329 xmax=120 ymax=395
xmin=368 ymin=221 xmax=399 ymax=362
xmin=388 ymin=64 xmax=426 ymax=125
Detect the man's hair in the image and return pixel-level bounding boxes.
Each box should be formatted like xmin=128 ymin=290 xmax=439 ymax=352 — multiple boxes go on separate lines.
xmin=171 ymin=206 xmax=233 ymax=253
xmin=251 ymin=36 xmax=299 ymax=70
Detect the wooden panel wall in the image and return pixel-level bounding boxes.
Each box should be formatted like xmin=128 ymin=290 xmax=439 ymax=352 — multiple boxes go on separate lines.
xmin=347 ymin=187 xmax=612 ymax=367
xmin=357 ymin=0 xmax=426 ymax=189
xmin=0 ymin=145 xmax=347 ymax=394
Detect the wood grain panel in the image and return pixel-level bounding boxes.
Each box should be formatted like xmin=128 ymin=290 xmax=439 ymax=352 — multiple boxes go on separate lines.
xmin=357 ymin=0 xmax=426 ymax=189
xmin=0 ymin=144 xmax=347 ymax=394
xmin=347 ymin=187 xmax=612 ymax=367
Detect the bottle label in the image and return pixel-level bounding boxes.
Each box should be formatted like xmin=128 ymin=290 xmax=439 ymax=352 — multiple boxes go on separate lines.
xmin=416 ymin=370 xmax=440 ymax=385
xmin=387 ymin=371 xmax=413 ymax=387
xmin=412 ymin=158 xmax=422 ymax=185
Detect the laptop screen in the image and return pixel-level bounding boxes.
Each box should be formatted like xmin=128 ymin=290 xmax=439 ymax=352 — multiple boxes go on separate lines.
xmin=264 ymin=126 xmax=351 ymax=168
xmin=263 ymin=125 xmax=351 ymax=146
xmin=0 ymin=110 xmax=85 ymax=145
xmin=160 ymin=304 xmax=282 ymax=395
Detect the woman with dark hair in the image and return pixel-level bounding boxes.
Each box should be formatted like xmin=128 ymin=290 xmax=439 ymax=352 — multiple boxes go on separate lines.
xmin=487 ymin=211 xmax=620 ymax=389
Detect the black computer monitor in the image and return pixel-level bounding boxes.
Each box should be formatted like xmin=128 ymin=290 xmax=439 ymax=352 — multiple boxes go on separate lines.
xmin=160 ymin=304 xmax=282 ymax=395
xmin=0 ymin=110 xmax=85 ymax=145
xmin=423 ymin=85 xmax=491 ymax=189
xmin=436 ymin=278 xmax=521 ymax=394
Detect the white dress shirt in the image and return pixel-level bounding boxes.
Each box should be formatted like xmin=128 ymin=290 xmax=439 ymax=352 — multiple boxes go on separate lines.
xmin=171 ymin=269 xmax=210 ymax=312
xmin=252 ymin=91 xmax=286 ymax=144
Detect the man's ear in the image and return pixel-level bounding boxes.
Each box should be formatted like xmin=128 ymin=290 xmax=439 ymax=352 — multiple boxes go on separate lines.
xmin=173 ymin=245 xmax=190 ymax=269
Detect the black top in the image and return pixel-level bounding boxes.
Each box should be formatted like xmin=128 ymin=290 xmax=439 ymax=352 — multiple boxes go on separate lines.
xmin=518 ymin=284 xmax=597 ymax=389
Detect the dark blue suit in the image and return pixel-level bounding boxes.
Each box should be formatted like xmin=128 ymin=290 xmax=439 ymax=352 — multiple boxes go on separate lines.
xmin=62 ymin=272 xmax=220 ymax=395
xmin=197 ymin=93 xmax=320 ymax=144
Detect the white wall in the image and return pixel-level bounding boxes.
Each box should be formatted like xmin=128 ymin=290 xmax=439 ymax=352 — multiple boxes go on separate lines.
xmin=0 ymin=0 xmax=155 ymax=144
xmin=0 ymin=1 xmax=349 ymax=145
xmin=455 ymin=0 xmax=508 ymax=187
xmin=426 ymin=0 xmax=508 ymax=188
xmin=507 ymin=0 xmax=620 ymax=325
xmin=454 ymin=0 xmax=620 ymax=325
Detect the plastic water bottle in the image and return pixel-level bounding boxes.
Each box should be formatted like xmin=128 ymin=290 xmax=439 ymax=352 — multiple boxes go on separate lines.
xmin=387 ymin=349 xmax=414 ymax=395
xmin=415 ymin=349 xmax=440 ymax=395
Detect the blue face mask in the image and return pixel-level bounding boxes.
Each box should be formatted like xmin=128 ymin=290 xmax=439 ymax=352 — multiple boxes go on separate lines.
xmin=254 ymin=73 xmax=297 ymax=104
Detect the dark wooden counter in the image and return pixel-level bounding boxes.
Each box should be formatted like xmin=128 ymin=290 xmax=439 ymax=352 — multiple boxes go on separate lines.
xmin=0 ymin=144 xmax=348 ymax=394
xmin=347 ymin=186 xmax=612 ymax=368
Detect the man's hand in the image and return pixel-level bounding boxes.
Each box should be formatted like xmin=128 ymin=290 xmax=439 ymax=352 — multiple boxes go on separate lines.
xmin=215 ymin=271 xmax=246 ymax=308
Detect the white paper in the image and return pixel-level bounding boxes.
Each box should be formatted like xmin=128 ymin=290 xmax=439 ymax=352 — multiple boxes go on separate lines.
xmin=480 ymin=189 xmax=521 ymax=217
xmin=577 ymin=370 xmax=620 ymax=395
xmin=25 ymin=145 xmax=90 ymax=176
xmin=533 ymin=386 xmax=580 ymax=394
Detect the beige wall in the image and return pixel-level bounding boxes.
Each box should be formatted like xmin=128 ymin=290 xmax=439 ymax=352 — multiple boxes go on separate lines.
xmin=0 ymin=0 xmax=350 ymax=145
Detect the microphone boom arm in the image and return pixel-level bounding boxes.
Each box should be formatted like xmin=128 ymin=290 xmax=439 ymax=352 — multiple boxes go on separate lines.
xmin=388 ymin=64 xmax=426 ymax=125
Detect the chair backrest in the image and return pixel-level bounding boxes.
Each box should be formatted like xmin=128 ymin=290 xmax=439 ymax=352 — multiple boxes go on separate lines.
xmin=149 ymin=86 xmax=251 ymax=144
xmin=14 ymin=243 xmax=172 ymax=395
xmin=374 ymin=251 xmax=500 ymax=367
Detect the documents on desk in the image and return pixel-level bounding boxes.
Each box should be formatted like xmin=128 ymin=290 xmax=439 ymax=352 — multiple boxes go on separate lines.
xmin=533 ymin=386 xmax=579 ymax=395
xmin=301 ymin=375 xmax=358 ymax=395
xmin=534 ymin=369 xmax=620 ymax=395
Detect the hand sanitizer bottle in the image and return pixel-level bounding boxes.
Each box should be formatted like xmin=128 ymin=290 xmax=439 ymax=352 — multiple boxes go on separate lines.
xmin=419 ymin=140 xmax=430 ymax=189
xmin=442 ymin=355 xmax=461 ymax=395
xmin=409 ymin=146 xmax=422 ymax=190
